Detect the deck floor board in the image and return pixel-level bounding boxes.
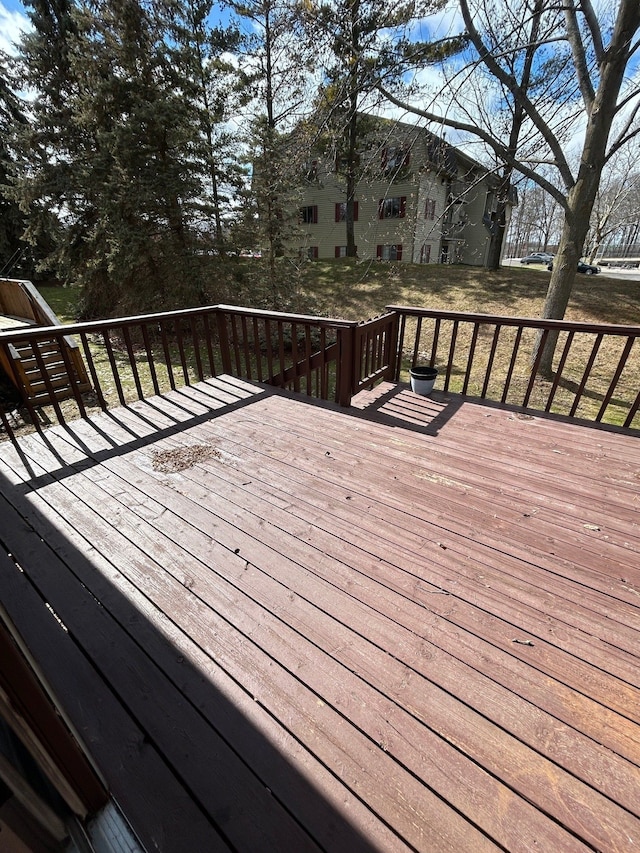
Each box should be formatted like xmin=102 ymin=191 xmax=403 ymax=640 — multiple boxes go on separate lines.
xmin=1 ymin=377 xmax=639 ymax=852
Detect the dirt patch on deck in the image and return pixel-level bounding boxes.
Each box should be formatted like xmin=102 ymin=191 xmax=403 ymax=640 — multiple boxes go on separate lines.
xmin=151 ymin=444 xmax=220 ymax=472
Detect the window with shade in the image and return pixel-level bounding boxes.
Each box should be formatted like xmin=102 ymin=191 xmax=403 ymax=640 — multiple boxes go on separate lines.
xmin=378 ymin=197 xmax=406 ymax=219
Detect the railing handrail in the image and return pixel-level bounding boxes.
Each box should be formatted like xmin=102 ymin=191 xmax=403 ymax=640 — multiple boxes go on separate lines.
xmin=386 ymin=305 xmax=640 ymax=337
xmin=0 ymin=303 xmax=359 ymax=344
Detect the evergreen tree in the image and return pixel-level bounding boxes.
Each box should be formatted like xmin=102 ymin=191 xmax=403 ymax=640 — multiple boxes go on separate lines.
xmin=166 ymin=0 xmax=247 ymax=254
xmin=13 ymin=0 xmax=222 ymax=316
xmin=304 ymin=0 xmax=440 ymax=258
xmin=229 ymin=0 xmax=313 ymax=305
xmin=0 ymin=51 xmax=30 ymax=277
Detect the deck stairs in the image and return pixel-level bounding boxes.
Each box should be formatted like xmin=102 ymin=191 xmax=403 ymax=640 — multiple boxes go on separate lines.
xmin=0 ymin=278 xmax=92 ymax=407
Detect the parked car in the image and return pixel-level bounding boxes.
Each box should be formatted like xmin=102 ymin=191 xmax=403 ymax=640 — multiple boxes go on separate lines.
xmin=520 ymin=252 xmax=554 ymax=264
xmin=547 ymin=260 xmax=600 ymax=275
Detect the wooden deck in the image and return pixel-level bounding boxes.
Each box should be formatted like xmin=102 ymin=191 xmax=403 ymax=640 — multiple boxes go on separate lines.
xmin=1 ymin=376 xmax=639 ymax=852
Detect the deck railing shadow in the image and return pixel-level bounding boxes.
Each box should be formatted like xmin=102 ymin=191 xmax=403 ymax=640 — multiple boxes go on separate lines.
xmin=12 ymin=380 xmax=272 ymax=490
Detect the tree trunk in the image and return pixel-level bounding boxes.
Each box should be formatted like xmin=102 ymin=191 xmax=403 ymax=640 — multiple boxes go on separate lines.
xmin=536 ymin=184 xmax=597 ymax=375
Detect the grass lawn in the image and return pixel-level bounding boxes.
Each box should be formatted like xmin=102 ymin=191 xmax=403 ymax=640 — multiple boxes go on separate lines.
xmin=15 ymin=260 xmax=640 ymax=433
xmin=38 ymin=258 xmax=640 ymax=328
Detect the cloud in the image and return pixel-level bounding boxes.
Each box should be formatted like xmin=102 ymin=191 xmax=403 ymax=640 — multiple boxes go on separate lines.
xmin=0 ymin=2 xmax=29 ymax=55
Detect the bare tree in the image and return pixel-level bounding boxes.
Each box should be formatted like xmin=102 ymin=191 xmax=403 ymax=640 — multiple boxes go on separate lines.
xmin=585 ymin=147 xmax=640 ymax=263
xmin=379 ymin=0 xmax=640 ymax=373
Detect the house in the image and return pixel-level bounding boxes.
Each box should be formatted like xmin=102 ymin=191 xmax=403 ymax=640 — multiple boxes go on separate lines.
xmin=296 ymin=118 xmax=514 ymax=265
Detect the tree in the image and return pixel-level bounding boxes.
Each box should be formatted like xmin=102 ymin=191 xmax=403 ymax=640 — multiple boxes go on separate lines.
xmin=379 ymin=0 xmax=640 ymax=372
xmin=229 ymin=0 xmax=314 ymax=305
xmin=584 ymin=147 xmax=640 ymax=263
xmin=12 ymin=0 xmax=214 ymax=316
xmin=167 ymin=0 xmax=246 ymax=254
xmin=303 ymin=0 xmax=419 ymax=258
xmin=0 ymin=51 xmax=30 ymax=276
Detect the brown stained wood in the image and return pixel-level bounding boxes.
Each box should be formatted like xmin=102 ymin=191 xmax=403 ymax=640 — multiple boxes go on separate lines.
xmin=0 ymin=550 xmax=229 ymax=853
xmin=0 ymin=486 xmax=327 ymax=853
xmin=0 ymin=455 xmax=483 ymax=853
xmin=0 ymin=446 xmax=590 ymax=852
xmin=2 ymin=380 xmax=640 ymax=853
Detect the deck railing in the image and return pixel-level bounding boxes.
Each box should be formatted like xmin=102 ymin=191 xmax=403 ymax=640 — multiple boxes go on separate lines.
xmin=388 ymin=306 xmax=640 ymax=430
xmin=2 ymin=301 xmax=639 ymax=443
xmin=0 ymin=304 xmax=361 ymax=443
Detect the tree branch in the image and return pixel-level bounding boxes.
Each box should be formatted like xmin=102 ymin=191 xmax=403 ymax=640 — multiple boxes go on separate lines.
xmin=578 ymin=0 xmax=604 ymax=64
xmin=458 ymin=0 xmax=575 ymax=189
xmin=376 ymin=83 xmax=568 ymax=208
xmin=563 ymin=1 xmax=595 ymax=109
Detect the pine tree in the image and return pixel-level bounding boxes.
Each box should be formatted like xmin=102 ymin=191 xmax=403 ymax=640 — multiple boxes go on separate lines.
xmin=13 ymin=0 xmax=220 ymax=316
xmin=0 ymin=52 xmax=31 ymax=277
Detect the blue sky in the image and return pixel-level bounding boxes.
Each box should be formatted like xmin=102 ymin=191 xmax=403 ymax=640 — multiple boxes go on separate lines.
xmin=0 ymin=0 xmax=28 ymax=53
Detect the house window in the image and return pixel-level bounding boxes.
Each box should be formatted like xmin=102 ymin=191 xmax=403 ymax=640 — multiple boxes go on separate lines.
xmin=382 ymin=146 xmax=410 ymax=172
xmin=420 ymin=244 xmax=431 ymax=263
xmin=303 ymin=160 xmax=318 ymax=182
xmin=335 ymin=201 xmax=359 ymax=222
xmin=378 ymin=196 xmax=406 ymax=219
xmin=376 ymin=244 xmax=403 ymax=261
xmin=425 ymin=198 xmax=436 ymax=220
xmin=300 ymin=205 xmax=318 ymax=224
xmin=335 ymin=246 xmax=357 ymax=257
xmin=307 ymin=246 xmax=318 ymax=259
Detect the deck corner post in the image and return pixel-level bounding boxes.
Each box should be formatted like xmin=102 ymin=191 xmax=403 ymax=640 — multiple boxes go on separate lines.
xmin=336 ymin=325 xmax=356 ymax=407
xmin=386 ymin=311 xmax=400 ymax=382
xmin=215 ymin=309 xmax=233 ymax=376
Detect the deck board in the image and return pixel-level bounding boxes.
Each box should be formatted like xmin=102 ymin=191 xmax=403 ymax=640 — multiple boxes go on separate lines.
xmin=1 ymin=377 xmax=639 ymax=852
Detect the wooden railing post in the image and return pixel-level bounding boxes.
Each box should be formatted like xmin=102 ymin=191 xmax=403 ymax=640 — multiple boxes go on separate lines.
xmin=215 ymin=308 xmax=233 ymax=376
xmin=336 ymin=324 xmax=356 ymax=406
xmin=385 ymin=311 xmax=400 ymax=382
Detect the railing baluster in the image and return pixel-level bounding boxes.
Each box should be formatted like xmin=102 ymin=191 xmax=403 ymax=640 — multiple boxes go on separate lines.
xmin=265 ymin=318 xmax=274 ymax=382
xmin=276 ymin=321 xmax=285 ymax=387
xmin=320 ymin=327 xmax=328 ymax=399
xmin=159 ymin=320 xmax=176 ymax=391
xmin=412 ymin=316 xmax=423 ymax=366
xmin=569 ymin=333 xmax=603 ymax=417
xmin=545 ymin=331 xmax=574 ymax=412
xmin=429 ymin=318 xmax=440 ymax=367
xmin=462 ymin=323 xmax=480 ymax=395
xmin=291 ymin=322 xmax=299 ymax=392
xmin=230 ymin=315 xmax=242 ymax=376
xmin=523 ymin=328 xmax=549 ymax=408
xmin=395 ymin=313 xmax=406 ymax=381
xmin=175 ymin=320 xmax=190 ymax=386
xmin=501 ymin=326 xmax=523 ymax=404
xmin=481 ymin=325 xmax=501 ymax=398
xmin=141 ymin=323 xmax=160 ymax=396
xmin=623 ymin=388 xmax=640 ymax=429
xmin=103 ymin=329 xmax=126 ymax=405
xmin=57 ymin=330 xmax=87 ymax=419
xmin=595 ymin=336 xmax=635 ymax=422
xmin=305 ymin=326 xmax=312 ymax=395
xmin=190 ymin=316 xmax=204 ymax=382
xmin=444 ymin=320 xmax=459 ymax=392
xmin=240 ymin=315 xmax=252 ymax=379
xmin=122 ymin=326 xmax=143 ymax=400
xmin=202 ymin=313 xmax=217 ymax=377
xmin=79 ymin=331 xmax=107 ymax=410
xmin=253 ymin=318 xmax=263 ymax=382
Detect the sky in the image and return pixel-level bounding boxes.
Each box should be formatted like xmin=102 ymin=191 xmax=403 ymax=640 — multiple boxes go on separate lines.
xmin=0 ymin=0 xmax=28 ymax=54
